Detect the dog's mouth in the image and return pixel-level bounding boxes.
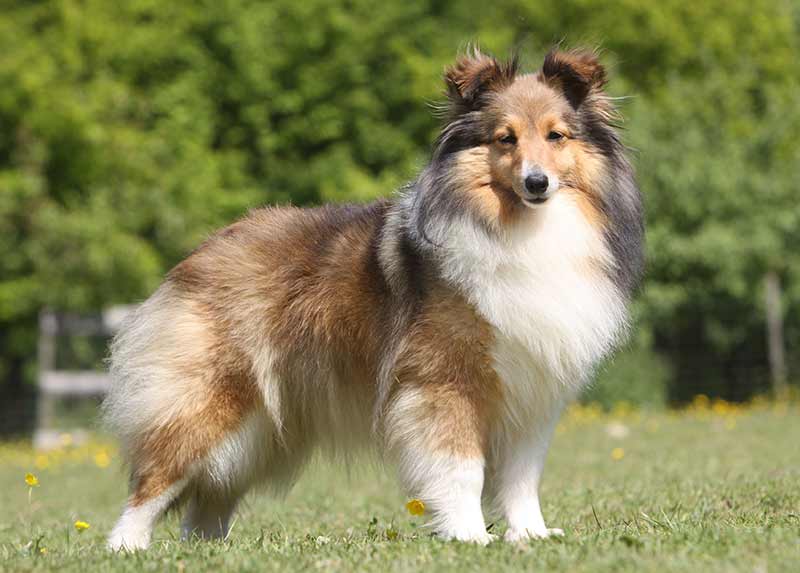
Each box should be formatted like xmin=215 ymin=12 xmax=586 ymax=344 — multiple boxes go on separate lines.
xmin=523 ymin=196 xmax=549 ymax=206
xmin=520 ymin=193 xmax=553 ymax=208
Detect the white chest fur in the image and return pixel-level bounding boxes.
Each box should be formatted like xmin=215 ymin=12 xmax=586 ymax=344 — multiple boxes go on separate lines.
xmin=439 ymin=194 xmax=627 ymax=406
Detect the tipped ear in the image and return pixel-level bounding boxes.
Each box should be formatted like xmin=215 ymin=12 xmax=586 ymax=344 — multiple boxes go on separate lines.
xmin=445 ymin=48 xmax=518 ymax=115
xmin=541 ymin=49 xmax=606 ymax=109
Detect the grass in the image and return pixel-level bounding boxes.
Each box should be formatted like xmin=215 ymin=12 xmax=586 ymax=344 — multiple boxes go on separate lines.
xmin=1 ymin=398 xmax=798 ymax=572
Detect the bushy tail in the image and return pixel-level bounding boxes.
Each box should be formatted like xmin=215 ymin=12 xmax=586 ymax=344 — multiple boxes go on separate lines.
xmin=102 ymin=284 xmax=212 ymax=459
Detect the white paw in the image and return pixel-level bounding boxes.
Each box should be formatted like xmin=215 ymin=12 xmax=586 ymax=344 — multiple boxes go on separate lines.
xmin=107 ymin=530 xmax=151 ymax=551
xmin=438 ymin=528 xmax=496 ymax=545
xmin=503 ymin=527 xmax=564 ymax=542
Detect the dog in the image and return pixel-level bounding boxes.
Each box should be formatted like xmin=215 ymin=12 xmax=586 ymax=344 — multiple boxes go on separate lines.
xmin=104 ymin=46 xmax=644 ymax=550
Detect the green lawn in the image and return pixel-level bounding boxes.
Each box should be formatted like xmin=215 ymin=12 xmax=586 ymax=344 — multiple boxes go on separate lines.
xmin=1 ymin=400 xmax=798 ymax=572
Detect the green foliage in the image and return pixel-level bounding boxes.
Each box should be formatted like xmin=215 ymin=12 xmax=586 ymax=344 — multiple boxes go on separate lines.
xmin=585 ymin=332 xmax=671 ymax=409
xmin=1 ymin=0 xmax=798 ymax=402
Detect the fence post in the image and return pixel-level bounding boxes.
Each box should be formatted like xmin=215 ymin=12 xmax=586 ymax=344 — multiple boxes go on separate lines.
xmin=34 ymin=305 xmax=135 ymax=449
xmin=35 ymin=310 xmax=58 ymax=447
xmin=764 ymin=271 xmax=788 ymax=399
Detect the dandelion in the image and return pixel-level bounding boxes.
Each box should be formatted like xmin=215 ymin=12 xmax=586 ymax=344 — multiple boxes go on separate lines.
xmin=25 ymin=472 xmax=39 ymax=505
xmin=611 ymin=447 xmax=625 ymax=461
xmin=405 ymin=499 xmax=425 ymax=516
xmin=711 ymin=399 xmax=730 ymax=415
xmin=74 ymin=520 xmax=90 ymax=533
xmin=94 ymin=451 xmax=111 ymax=468
xmin=611 ymin=401 xmax=633 ymax=418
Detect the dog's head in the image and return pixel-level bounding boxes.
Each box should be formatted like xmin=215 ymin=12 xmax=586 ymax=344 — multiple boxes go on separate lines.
xmin=437 ymin=47 xmax=619 ymax=216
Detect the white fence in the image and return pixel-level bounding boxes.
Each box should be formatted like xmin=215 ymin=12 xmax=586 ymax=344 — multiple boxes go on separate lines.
xmin=34 ymin=306 xmax=135 ymax=449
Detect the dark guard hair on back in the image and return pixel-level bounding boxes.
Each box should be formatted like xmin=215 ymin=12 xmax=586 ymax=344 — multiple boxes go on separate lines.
xmin=401 ymin=47 xmax=644 ymax=297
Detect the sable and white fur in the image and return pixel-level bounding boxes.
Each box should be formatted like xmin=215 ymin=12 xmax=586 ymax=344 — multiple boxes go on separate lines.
xmin=104 ymin=47 xmax=644 ymax=550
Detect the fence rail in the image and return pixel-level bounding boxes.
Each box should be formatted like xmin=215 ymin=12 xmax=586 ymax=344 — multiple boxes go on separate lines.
xmin=34 ymin=305 xmax=135 ymax=449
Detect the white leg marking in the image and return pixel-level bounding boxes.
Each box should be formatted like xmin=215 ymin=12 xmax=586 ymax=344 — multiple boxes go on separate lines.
xmin=107 ymin=479 xmax=188 ymax=551
xmin=400 ymin=453 xmax=492 ymax=544
xmin=385 ymin=388 xmax=492 ymax=544
xmin=495 ymin=418 xmax=563 ymax=542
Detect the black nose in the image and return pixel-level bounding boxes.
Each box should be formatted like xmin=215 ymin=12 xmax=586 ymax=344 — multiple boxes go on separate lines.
xmin=524 ymin=173 xmax=549 ymax=195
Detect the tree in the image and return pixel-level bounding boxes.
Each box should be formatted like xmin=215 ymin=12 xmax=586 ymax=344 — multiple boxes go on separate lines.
xmin=1 ymin=0 xmax=798 ymax=412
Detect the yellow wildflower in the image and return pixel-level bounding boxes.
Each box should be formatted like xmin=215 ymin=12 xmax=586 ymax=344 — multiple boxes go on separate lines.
xmin=25 ymin=473 xmax=39 ymax=487
xmin=94 ymin=451 xmax=111 ymax=468
xmin=405 ymin=499 xmax=425 ymax=516
xmin=74 ymin=520 xmax=90 ymax=533
xmin=611 ymin=447 xmax=625 ymax=461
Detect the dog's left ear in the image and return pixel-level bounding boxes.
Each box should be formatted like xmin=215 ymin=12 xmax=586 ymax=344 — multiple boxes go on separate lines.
xmin=445 ymin=48 xmax=518 ymax=115
xmin=542 ymin=49 xmax=606 ymax=109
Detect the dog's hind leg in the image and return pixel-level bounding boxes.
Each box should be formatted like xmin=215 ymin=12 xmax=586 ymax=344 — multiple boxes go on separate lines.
xmin=108 ymin=473 xmax=191 ymax=551
xmin=181 ymin=489 xmax=241 ymax=541
xmin=179 ymin=412 xmax=292 ymax=543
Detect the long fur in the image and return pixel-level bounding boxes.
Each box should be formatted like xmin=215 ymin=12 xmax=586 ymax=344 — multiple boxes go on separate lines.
xmin=103 ymin=47 xmax=644 ymax=550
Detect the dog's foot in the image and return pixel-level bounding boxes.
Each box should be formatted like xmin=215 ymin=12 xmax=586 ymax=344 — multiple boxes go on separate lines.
xmin=503 ymin=527 xmax=563 ymax=542
xmin=438 ymin=533 xmax=497 ymax=546
xmin=438 ymin=528 xmax=496 ymax=545
xmin=107 ymin=530 xmax=150 ymax=551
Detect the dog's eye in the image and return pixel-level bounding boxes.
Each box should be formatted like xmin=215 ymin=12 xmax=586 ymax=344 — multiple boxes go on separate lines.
xmin=498 ymin=133 xmax=517 ymax=145
xmin=547 ymin=131 xmax=565 ymax=142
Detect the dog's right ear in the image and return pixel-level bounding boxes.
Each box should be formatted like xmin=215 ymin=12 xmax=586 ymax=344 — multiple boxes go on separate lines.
xmin=445 ymin=48 xmax=518 ymax=115
xmin=541 ymin=49 xmax=607 ymax=109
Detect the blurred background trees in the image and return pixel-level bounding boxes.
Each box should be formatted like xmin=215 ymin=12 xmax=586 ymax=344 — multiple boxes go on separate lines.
xmin=1 ymin=0 xmax=798 ymax=415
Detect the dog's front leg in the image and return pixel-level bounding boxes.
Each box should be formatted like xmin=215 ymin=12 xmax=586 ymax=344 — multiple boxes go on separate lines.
xmin=403 ymin=451 xmax=491 ymax=544
xmin=385 ymin=386 xmax=493 ymax=544
xmin=493 ymin=411 xmax=564 ymax=542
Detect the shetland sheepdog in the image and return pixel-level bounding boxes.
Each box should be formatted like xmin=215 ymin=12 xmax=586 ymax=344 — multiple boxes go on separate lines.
xmin=104 ymin=47 xmax=644 ymax=550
